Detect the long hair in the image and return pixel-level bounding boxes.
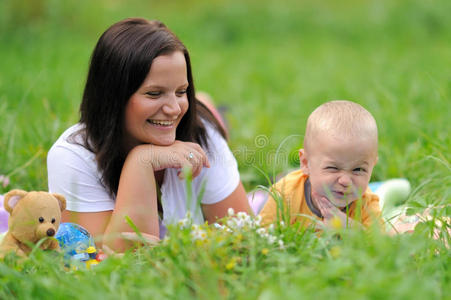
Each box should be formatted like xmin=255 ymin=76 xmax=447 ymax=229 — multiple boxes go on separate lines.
xmin=76 ymin=18 xmax=226 ymax=196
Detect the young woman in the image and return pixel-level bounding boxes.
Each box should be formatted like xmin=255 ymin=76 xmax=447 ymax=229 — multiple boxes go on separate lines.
xmin=47 ymin=18 xmax=250 ymax=252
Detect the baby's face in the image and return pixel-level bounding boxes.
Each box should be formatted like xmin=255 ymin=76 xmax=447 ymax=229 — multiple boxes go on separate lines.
xmin=301 ymin=135 xmax=377 ymax=207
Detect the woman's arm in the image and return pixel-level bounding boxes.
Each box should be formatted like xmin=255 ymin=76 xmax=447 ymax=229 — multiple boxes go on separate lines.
xmin=61 ymin=146 xmax=159 ymax=252
xmin=61 ymin=142 xmax=210 ymax=252
xmin=202 ymin=182 xmax=251 ymax=223
xmin=62 ymin=210 xmax=112 ymax=248
xmin=102 ymin=145 xmax=160 ymax=252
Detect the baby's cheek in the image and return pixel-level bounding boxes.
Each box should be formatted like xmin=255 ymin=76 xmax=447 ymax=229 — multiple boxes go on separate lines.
xmin=312 ymin=185 xmax=328 ymax=198
xmin=351 ymin=186 xmax=365 ymax=199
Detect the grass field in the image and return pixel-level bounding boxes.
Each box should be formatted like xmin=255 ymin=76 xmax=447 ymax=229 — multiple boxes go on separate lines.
xmin=0 ymin=0 xmax=449 ymax=299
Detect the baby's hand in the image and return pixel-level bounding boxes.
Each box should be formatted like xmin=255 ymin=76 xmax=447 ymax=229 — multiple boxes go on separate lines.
xmin=315 ymin=196 xmax=362 ymax=229
xmin=316 ymin=197 xmax=345 ymax=220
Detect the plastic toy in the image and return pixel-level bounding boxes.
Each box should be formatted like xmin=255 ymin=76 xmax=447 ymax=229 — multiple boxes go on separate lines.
xmin=56 ymin=222 xmax=104 ymax=269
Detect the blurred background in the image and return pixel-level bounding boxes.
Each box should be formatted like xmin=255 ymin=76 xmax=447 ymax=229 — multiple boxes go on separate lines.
xmin=0 ymin=0 xmax=450 ymax=203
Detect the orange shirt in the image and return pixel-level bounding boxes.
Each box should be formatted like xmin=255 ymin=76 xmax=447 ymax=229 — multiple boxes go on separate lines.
xmin=259 ymin=170 xmax=382 ymax=229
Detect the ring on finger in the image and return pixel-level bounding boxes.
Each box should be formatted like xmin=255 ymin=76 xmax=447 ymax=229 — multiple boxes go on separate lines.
xmin=187 ymin=152 xmax=194 ymax=160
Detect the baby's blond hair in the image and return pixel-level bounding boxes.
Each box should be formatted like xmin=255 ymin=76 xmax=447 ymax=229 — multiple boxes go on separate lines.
xmin=304 ymin=100 xmax=378 ymax=151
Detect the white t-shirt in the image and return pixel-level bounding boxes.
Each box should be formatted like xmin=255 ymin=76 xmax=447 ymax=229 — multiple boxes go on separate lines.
xmin=47 ymin=122 xmax=240 ymax=236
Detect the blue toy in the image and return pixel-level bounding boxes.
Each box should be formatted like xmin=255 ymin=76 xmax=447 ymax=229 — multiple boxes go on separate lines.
xmin=56 ymin=222 xmax=96 ymax=257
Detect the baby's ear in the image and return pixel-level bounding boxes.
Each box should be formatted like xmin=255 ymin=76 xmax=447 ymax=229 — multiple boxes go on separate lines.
xmin=299 ymin=149 xmax=310 ymax=175
xmin=52 ymin=193 xmax=66 ymax=212
xmin=4 ymin=189 xmax=28 ymax=214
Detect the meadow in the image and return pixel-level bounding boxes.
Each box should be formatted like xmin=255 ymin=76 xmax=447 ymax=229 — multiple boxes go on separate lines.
xmin=0 ymin=0 xmax=449 ymax=299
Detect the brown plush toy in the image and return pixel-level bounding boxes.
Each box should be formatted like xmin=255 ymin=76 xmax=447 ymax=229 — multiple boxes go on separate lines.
xmin=0 ymin=189 xmax=66 ymax=258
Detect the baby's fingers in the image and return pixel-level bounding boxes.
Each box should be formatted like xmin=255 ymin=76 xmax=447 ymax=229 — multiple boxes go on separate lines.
xmin=317 ymin=197 xmax=335 ymax=219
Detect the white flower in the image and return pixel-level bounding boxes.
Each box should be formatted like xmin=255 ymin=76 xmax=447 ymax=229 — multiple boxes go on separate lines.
xmin=280 ymin=221 xmax=285 ymax=227
xmin=213 ymin=223 xmax=224 ymax=229
xmin=268 ymin=224 xmax=275 ymax=233
xmin=267 ymin=234 xmax=277 ymax=244
xmin=191 ymin=227 xmax=207 ymax=241
xmin=256 ymin=228 xmax=267 ymax=237
xmin=235 ymin=219 xmax=245 ymax=229
xmin=162 ymin=236 xmax=171 ymax=245
xmin=0 ymin=175 xmax=9 ymax=188
xmin=227 ymin=208 xmax=235 ymax=216
xmin=226 ymin=219 xmax=235 ymax=229
xmin=178 ymin=218 xmax=190 ymax=229
xmin=236 ymin=211 xmax=248 ymax=219
xmin=278 ymin=239 xmax=285 ymax=249
xmin=224 ymin=213 xmax=265 ymax=232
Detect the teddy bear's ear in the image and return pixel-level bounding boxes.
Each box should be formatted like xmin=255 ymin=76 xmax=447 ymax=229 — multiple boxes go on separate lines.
xmin=52 ymin=193 xmax=66 ymax=212
xmin=4 ymin=189 xmax=28 ymax=214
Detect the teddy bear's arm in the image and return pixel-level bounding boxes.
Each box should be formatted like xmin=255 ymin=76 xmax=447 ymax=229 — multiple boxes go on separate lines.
xmin=0 ymin=233 xmax=28 ymax=258
xmin=49 ymin=238 xmax=61 ymax=251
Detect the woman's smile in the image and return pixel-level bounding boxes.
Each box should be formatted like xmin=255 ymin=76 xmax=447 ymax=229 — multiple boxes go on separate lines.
xmin=146 ymin=119 xmax=176 ymax=127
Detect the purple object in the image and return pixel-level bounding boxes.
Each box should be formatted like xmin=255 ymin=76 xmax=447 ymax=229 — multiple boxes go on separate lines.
xmin=0 ymin=194 xmax=10 ymax=233
xmin=248 ymin=190 xmax=269 ymax=215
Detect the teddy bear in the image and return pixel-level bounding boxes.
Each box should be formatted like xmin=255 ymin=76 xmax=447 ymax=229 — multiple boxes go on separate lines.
xmin=0 ymin=189 xmax=66 ymax=258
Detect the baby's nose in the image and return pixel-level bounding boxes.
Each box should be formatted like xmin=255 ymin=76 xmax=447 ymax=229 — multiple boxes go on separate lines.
xmin=338 ymin=174 xmax=352 ymax=186
xmin=46 ymin=228 xmax=55 ymax=237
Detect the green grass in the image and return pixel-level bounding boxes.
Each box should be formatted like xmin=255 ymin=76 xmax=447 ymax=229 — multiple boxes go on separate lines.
xmin=0 ymin=215 xmax=449 ymax=299
xmin=0 ymin=0 xmax=449 ymax=298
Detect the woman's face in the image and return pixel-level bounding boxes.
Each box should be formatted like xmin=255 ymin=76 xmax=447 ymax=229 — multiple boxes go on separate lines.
xmin=124 ymin=51 xmax=189 ymax=149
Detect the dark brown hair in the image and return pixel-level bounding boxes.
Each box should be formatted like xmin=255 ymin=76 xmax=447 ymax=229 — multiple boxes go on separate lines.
xmin=76 ymin=18 xmax=226 ymax=196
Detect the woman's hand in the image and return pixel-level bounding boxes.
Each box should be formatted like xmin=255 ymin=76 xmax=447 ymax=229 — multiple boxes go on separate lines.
xmin=136 ymin=141 xmax=210 ymax=179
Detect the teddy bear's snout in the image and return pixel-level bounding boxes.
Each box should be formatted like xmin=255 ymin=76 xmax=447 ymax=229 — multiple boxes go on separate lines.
xmin=36 ymin=224 xmax=57 ymax=240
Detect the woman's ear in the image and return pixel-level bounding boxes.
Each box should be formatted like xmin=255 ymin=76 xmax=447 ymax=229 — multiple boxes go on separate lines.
xmin=299 ymin=149 xmax=310 ymax=175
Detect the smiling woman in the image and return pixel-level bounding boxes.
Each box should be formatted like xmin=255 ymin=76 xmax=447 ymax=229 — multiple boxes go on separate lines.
xmin=124 ymin=52 xmax=189 ymax=149
xmin=46 ymin=18 xmax=250 ymax=252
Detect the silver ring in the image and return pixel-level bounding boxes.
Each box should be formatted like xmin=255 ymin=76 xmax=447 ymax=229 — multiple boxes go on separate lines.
xmin=188 ymin=152 xmax=194 ymax=160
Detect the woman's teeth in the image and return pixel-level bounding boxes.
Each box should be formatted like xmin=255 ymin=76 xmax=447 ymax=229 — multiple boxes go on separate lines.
xmin=148 ymin=120 xmax=174 ymax=126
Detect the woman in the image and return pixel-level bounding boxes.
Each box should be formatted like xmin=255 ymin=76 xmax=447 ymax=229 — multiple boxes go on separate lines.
xmin=47 ymin=18 xmax=250 ymax=252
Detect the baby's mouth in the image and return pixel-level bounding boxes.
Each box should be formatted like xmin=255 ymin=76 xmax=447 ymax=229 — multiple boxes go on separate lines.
xmin=332 ymin=190 xmax=345 ymax=198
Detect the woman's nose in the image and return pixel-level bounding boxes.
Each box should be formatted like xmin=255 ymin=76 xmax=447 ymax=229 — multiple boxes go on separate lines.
xmin=162 ymin=94 xmax=182 ymax=116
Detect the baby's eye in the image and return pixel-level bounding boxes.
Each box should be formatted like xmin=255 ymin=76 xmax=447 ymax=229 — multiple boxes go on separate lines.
xmin=39 ymin=217 xmax=44 ymax=223
xmin=353 ymin=167 xmax=366 ymax=173
xmin=325 ymin=166 xmax=338 ymax=171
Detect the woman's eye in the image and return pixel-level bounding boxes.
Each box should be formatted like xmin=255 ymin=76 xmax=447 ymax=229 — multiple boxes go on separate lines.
xmin=176 ymin=90 xmax=187 ymax=96
xmin=146 ymin=91 xmax=161 ymax=97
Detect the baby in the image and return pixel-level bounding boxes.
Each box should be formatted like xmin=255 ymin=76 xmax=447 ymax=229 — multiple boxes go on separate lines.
xmin=259 ymin=100 xmax=382 ymax=229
